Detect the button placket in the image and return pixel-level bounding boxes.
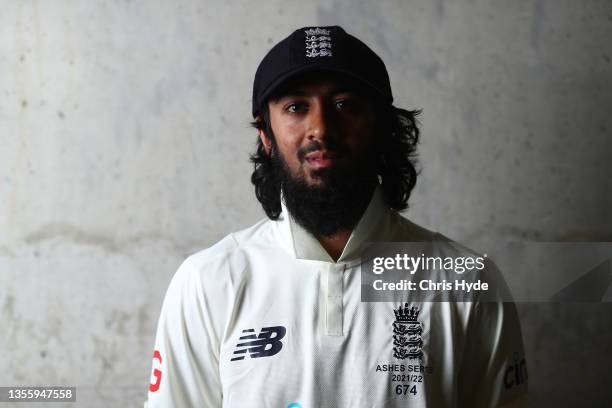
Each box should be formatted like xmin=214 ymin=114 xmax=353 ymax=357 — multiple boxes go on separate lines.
xmin=326 ymin=264 xmax=345 ymax=336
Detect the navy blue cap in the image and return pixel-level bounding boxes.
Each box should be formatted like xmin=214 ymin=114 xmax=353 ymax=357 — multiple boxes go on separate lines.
xmin=251 ymin=25 xmax=393 ymax=118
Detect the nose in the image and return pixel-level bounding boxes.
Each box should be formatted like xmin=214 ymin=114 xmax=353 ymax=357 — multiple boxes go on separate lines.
xmin=306 ymin=101 xmax=333 ymax=142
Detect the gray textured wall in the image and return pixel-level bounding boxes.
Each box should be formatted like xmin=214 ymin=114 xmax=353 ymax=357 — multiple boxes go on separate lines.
xmin=1 ymin=1 xmax=611 ymax=407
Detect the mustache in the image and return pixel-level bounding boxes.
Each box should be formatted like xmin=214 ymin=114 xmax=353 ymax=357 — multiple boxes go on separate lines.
xmin=297 ymin=140 xmax=350 ymax=162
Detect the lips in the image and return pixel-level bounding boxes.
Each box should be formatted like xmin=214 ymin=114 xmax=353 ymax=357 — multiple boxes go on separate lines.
xmin=304 ymin=151 xmax=342 ymax=169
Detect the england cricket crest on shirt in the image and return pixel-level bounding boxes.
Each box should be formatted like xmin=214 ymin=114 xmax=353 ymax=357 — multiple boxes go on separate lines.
xmin=393 ymin=303 xmax=423 ymax=360
xmin=304 ymin=27 xmax=332 ymax=58
xmin=374 ymin=303 xmax=433 ymax=399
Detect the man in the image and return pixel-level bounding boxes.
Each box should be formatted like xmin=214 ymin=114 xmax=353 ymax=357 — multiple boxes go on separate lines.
xmin=146 ymin=26 xmax=528 ymax=407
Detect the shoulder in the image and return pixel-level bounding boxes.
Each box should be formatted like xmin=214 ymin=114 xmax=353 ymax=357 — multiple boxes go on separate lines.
xmin=188 ymin=217 xmax=274 ymax=266
xmin=384 ymin=214 xmax=512 ymax=301
xmin=175 ymin=217 xmax=276 ymax=285
xmin=388 ymin=211 xmax=484 ymax=258
xmin=160 ymin=217 xmax=277 ymax=327
xmin=387 ymin=210 xmax=444 ymax=242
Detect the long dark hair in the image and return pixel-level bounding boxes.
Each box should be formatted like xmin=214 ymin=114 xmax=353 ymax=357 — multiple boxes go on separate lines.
xmin=249 ymin=102 xmax=421 ymax=220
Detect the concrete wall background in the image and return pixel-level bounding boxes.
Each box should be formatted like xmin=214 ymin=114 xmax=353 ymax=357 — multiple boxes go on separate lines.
xmin=1 ymin=1 xmax=611 ymax=407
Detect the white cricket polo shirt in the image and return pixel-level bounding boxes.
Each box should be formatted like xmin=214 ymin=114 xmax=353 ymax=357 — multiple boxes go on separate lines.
xmin=146 ymin=186 xmax=528 ymax=407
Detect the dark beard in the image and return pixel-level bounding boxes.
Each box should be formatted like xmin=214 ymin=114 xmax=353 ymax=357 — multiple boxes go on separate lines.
xmin=272 ymin=148 xmax=378 ymax=238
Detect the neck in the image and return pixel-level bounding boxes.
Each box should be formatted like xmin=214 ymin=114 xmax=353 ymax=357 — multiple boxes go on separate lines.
xmin=317 ymin=229 xmax=352 ymax=262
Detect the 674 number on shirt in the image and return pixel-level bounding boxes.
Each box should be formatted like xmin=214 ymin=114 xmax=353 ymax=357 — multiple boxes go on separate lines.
xmin=395 ymin=384 xmax=417 ymax=396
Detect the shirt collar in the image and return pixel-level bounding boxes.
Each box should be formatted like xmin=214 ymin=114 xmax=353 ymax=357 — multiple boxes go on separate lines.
xmin=276 ymin=184 xmax=390 ymax=264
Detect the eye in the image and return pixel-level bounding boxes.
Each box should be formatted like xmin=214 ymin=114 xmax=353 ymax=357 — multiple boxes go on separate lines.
xmin=335 ymin=96 xmax=370 ymax=113
xmin=284 ymin=102 xmax=307 ymax=114
xmin=335 ymin=100 xmax=346 ymax=110
xmin=335 ymin=98 xmax=359 ymax=112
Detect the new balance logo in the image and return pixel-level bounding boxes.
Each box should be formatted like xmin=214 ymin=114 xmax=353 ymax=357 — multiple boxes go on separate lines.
xmin=231 ymin=326 xmax=287 ymax=361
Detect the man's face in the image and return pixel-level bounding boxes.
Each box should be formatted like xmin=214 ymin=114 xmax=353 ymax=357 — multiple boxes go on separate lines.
xmin=258 ymin=71 xmax=379 ymax=187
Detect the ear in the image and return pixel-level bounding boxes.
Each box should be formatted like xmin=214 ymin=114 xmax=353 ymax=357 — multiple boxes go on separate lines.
xmin=258 ymin=128 xmax=273 ymax=156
